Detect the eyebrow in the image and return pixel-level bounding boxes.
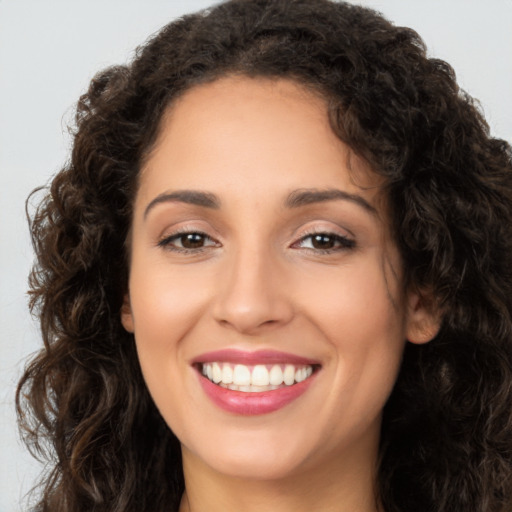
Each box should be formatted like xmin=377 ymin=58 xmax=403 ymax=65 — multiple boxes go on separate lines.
xmin=285 ymin=188 xmax=378 ymax=215
xmin=143 ymin=187 xmax=378 ymax=219
xmin=144 ymin=190 xmax=220 ymax=219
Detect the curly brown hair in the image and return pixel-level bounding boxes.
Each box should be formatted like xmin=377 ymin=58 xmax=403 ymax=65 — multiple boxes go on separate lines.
xmin=17 ymin=0 xmax=512 ymax=511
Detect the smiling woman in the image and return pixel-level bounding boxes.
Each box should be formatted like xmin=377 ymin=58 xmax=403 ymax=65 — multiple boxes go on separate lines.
xmin=122 ymin=77 xmax=436 ymax=492
xmin=16 ymin=1 xmax=512 ymax=512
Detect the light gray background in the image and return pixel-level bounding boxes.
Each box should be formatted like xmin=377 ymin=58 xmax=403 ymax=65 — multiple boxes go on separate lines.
xmin=1 ymin=1 xmax=511 ymax=510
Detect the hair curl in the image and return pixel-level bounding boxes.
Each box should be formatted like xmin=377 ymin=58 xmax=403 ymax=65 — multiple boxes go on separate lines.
xmin=17 ymin=1 xmax=512 ymax=511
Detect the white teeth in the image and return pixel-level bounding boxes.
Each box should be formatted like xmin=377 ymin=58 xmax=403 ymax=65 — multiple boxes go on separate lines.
xmin=221 ymin=364 xmax=233 ymax=384
xmin=212 ymin=363 xmax=222 ymax=383
xmin=201 ymin=362 xmax=315 ymax=390
xmin=299 ymin=367 xmax=312 ymax=381
xmin=269 ymin=365 xmax=284 ymax=385
xmin=283 ymin=365 xmax=295 ymax=385
xmin=239 ymin=384 xmax=276 ymax=392
xmin=251 ymin=365 xmax=269 ymax=386
xmin=296 ymin=367 xmax=309 ymax=383
xmin=233 ymin=364 xmax=251 ymax=386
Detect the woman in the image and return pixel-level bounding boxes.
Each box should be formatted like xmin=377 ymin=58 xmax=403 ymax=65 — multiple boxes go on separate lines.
xmin=17 ymin=0 xmax=512 ymax=511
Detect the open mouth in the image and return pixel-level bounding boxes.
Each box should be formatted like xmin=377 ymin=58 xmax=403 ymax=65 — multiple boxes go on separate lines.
xmin=198 ymin=362 xmax=318 ymax=392
xmin=192 ymin=350 xmax=321 ymax=414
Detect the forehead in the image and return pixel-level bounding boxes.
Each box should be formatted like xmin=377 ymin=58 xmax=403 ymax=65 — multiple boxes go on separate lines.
xmin=139 ymin=76 xmax=384 ymax=209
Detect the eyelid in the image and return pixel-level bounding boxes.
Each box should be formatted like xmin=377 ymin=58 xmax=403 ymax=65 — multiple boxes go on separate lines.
xmin=292 ymin=233 xmax=355 ymax=248
xmin=155 ymin=219 xmax=220 ymax=243
xmin=291 ymin=222 xmax=353 ymax=241
xmin=290 ymin=225 xmax=356 ymax=252
xmin=155 ymin=222 xmax=355 ymax=254
xmin=157 ymin=226 xmax=221 ymax=252
xmin=157 ymin=230 xmax=213 ymax=245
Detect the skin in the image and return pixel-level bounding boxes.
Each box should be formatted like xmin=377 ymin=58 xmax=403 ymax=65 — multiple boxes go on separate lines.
xmin=122 ymin=76 xmax=439 ymax=512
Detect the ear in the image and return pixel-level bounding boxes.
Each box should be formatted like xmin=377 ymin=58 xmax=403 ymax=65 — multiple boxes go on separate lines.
xmin=405 ymin=290 xmax=441 ymax=344
xmin=121 ymin=294 xmax=135 ymax=333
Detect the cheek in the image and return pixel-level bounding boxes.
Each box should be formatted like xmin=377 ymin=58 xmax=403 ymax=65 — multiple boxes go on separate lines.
xmin=129 ymin=262 xmax=210 ymax=340
xmin=301 ymin=253 xmax=405 ymax=343
xmin=127 ymin=264 xmax=211 ymax=424
xmin=299 ymin=256 xmax=406 ymax=415
xmin=127 ymin=263 xmax=213 ymax=406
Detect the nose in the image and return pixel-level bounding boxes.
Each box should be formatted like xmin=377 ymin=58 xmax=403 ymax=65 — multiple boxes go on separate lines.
xmin=212 ymin=246 xmax=294 ymax=335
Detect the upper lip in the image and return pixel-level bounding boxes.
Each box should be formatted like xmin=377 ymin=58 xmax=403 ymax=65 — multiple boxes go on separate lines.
xmin=191 ymin=349 xmax=321 ymax=366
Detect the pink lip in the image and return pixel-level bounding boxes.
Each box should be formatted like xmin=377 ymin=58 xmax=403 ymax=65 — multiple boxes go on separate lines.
xmin=192 ymin=349 xmax=320 ymax=415
xmin=198 ymin=372 xmax=317 ymax=415
xmin=191 ymin=349 xmax=320 ymax=366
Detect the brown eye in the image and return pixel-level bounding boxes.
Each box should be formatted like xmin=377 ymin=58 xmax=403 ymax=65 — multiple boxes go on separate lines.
xmin=294 ymin=232 xmax=355 ymax=252
xmin=158 ymin=231 xmax=218 ymax=251
xmin=180 ymin=233 xmax=207 ymax=248
xmin=311 ymin=234 xmax=336 ymax=249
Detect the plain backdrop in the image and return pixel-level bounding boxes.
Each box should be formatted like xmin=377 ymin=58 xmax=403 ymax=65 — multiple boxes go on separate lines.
xmin=1 ymin=1 xmax=511 ymax=510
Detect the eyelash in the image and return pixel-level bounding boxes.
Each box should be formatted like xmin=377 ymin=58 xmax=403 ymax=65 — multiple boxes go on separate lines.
xmin=292 ymin=231 xmax=355 ymax=253
xmin=157 ymin=230 xmax=219 ymax=253
xmin=157 ymin=230 xmax=355 ymax=254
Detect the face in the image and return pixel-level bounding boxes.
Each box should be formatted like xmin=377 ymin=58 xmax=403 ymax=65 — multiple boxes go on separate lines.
xmin=122 ymin=77 xmax=436 ymax=483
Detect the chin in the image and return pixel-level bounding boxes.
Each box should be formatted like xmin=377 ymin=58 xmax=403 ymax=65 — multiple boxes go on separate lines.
xmin=182 ymin=429 xmax=313 ymax=481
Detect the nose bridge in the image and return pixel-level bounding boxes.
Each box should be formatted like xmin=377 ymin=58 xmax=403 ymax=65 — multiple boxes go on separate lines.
xmin=213 ymin=239 xmax=292 ymax=333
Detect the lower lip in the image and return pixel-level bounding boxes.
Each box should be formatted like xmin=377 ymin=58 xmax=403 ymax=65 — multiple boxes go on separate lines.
xmin=198 ymin=372 xmax=317 ymax=415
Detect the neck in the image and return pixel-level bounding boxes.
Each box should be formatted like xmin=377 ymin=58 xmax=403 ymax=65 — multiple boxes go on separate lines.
xmin=178 ymin=443 xmax=382 ymax=512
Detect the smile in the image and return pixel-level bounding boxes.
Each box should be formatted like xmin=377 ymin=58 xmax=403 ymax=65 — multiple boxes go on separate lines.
xmin=200 ymin=362 xmax=314 ymax=392
xmin=193 ymin=350 xmax=321 ymax=415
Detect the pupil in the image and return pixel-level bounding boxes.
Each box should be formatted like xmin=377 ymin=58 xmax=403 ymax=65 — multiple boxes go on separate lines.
xmin=182 ymin=233 xmax=204 ymax=248
xmin=312 ymin=234 xmax=334 ymax=249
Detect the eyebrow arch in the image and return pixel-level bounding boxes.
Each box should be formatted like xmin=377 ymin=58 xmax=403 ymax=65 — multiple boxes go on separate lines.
xmin=285 ymin=188 xmax=378 ymax=216
xmin=144 ymin=190 xmax=220 ymax=219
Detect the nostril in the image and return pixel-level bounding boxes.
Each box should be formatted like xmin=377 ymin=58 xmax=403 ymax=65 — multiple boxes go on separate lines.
xmin=216 ymin=315 xmax=287 ymax=335
xmin=211 ymin=261 xmax=294 ymax=333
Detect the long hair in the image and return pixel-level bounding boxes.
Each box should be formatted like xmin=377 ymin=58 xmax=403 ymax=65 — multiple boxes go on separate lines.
xmin=17 ymin=1 xmax=512 ymax=510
